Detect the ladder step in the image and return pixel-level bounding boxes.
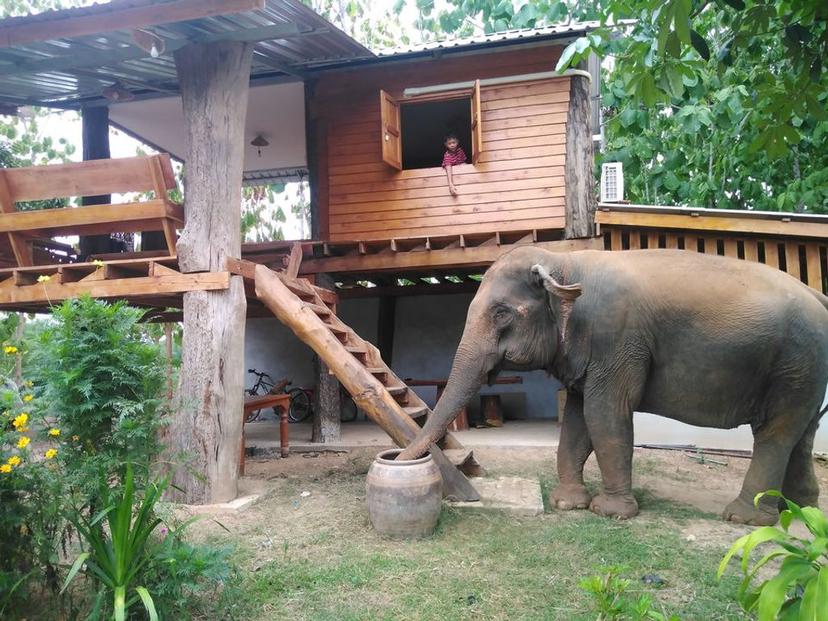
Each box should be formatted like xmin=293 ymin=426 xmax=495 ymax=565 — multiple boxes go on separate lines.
xmin=281 ymin=278 xmax=316 ymax=299
xmin=326 ymin=324 xmax=348 ymax=336
xmin=305 ymin=302 xmax=332 ymax=316
xmin=403 ymin=406 xmax=428 ymax=419
xmin=442 ymin=448 xmax=485 ymax=478
xmin=345 ymin=345 xmax=367 ymax=355
xmin=364 ymin=367 xmax=387 ymax=375
xmin=386 ymin=386 xmax=407 ymax=396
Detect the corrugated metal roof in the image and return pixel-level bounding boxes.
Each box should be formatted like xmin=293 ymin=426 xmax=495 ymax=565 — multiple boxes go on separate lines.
xmin=376 ymin=22 xmax=598 ymax=57
xmin=0 ymin=0 xmax=595 ymax=110
xmin=0 ymin=0 xmax=372 ymax=108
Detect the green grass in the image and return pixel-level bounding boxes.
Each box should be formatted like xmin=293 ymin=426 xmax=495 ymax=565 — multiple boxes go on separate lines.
xmin=210 ymin=464 xmax=748 ymax=621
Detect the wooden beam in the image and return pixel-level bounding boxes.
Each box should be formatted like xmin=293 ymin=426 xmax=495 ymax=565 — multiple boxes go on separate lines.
xmin=338 ymin=281 xmax=479 ymax=299
xmin=597 ymin=210 xmax=828 ymax=239
xmin=300 ymin=237 xmax=602 ymax=275
xmin=564 ymin=74 xmax=596 ymax=239
xmin=0 ymin=272 xmax=229 ymax=305
xmin=0 ymin=0 xmax=265 ymax=48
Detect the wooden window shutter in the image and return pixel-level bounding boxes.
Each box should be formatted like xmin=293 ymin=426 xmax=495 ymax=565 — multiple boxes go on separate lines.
xmin=470 ymin=79 xmax=483 ymax=164
xmin=379 ymin=89 xmax=402 ymax=170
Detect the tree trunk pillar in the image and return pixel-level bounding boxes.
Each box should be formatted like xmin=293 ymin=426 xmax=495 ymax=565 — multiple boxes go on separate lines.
xmin=169 ymin=40 xmax=252 ymax=504
xmin=564 ymin=74 xmax=596 ymax=240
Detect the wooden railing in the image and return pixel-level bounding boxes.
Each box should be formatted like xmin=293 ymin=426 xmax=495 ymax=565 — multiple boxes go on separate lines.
xmin=596 ymin=204 xmax=828 ymax=294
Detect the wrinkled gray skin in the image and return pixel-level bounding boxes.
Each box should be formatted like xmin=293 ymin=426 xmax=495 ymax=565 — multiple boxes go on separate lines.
xmin=398 ymin=247 xmax=828 ymax=525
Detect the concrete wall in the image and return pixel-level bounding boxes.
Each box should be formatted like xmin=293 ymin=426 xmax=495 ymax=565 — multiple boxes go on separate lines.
xmin=244 ymin=293 xmax=561 ymax=422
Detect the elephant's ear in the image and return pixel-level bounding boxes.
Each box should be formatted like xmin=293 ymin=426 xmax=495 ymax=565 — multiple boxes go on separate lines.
xmin=530 ymin=264 xmax=582 ymax=300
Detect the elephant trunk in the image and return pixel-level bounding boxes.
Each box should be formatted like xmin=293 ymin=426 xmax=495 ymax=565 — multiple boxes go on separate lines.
xmin=398 ymin=336 xmax=494 ymax=460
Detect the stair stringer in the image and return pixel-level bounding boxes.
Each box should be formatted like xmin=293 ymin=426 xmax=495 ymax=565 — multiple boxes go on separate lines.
xmin=253 ymin=264 xmax=480 ymax=501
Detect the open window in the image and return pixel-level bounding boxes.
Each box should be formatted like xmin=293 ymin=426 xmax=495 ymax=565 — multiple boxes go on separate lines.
xmin=380 ymin=80 xmax=483 ymax=171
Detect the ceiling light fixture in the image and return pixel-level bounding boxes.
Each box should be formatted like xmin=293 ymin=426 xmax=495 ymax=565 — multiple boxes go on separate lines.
xmin=251 ymin=134 xmax=270 ymax=157
xmin=132 ymin=28 xmax=166 ymax=58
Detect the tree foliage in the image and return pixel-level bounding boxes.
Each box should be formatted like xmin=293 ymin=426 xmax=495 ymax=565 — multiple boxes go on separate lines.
xmin=434 ymin=0 xmax=828 ymax=212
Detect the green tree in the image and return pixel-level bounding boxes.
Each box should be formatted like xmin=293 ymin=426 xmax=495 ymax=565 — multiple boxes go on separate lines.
xmin=434 ymin=0 xmax=827 ymax=212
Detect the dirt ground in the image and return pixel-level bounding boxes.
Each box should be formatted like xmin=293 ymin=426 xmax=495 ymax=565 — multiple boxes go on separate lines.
xmin=215 ymin=445 xmax=828 ymax=546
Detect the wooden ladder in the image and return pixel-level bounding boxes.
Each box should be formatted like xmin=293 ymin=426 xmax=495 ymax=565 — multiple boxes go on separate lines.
xmin=254 ymin=264 xmax=481 ymax=501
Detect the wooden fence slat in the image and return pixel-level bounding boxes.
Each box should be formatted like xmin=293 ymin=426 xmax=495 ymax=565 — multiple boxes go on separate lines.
xmin=665 ymin=233 xmax=678 ymax=249
xmin=805 ymin=243 xmax=822 ymax=292
xmin=610 ymin=228 xmax=622 ymax=251
xmin=628 ymin=231 xmax=641 ymax=250
xmin=764 ymin=241 xmax=779 ymax=269
xmin=743 ymin=239 xmax=759 ymax=263
xmin=703 ymin=237 xmax=718 ymax=255
xmin=785 ymin=242 xmax=800 ymax=279
xmin=723 ymin=239 xmax=738 ymax=258
xmin=646 ymin=232 xmax=659 ymax=249
xmin=684 ymin=235 xmax=698 ymax=252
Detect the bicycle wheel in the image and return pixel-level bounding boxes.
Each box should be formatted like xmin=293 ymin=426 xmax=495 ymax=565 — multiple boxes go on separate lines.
xmin=340 ymin=394 xmax=358 ymax=423
xmin=288 ymin=388 xmax=312 ymax=423
xmin=244 ymin=389 xmax=262 ymax=423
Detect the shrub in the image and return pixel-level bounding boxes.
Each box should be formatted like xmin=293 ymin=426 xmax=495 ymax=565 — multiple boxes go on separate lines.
xmin=32 ymin=296 xmax=167 ymax=504
xmin=718 ymin=491 xmax=828 ymax=620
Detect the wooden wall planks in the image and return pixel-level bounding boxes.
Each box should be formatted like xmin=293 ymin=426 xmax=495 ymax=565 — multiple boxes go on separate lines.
xmin=310 ymin=45 xmax=570 ymax=241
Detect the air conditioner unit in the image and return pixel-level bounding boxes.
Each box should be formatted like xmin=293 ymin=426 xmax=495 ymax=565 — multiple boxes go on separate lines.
xmin=601 ymin=162 xmax=624 ymax=203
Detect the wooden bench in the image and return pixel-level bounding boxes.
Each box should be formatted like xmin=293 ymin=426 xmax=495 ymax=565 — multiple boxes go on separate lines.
xmin=0 ymin=154 xmax=183 ymax=266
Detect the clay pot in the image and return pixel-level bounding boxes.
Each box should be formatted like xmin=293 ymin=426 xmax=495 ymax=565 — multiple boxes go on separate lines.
xmin=366 ymin=448 xmax=443 ymax=539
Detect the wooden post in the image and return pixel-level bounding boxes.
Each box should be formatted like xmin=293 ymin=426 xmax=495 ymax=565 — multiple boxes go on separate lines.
xmin=312 ymin=272 xmax=340 ymax=443
xmin=168 ymin=40 xmax=252 ymax=504
xmin=79 ymin=106 xmax=113 ymax=259
xmin=377 ymin=296 xmax=396 ymax=363
xmin=312 ymin=356 xmax=340 ymax=443
xmin=564 ymin=74 xmax=596 ymax=240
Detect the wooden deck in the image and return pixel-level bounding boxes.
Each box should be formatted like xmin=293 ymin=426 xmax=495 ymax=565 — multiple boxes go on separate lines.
xmin=597 ymin=204 xmax=828 ymax=293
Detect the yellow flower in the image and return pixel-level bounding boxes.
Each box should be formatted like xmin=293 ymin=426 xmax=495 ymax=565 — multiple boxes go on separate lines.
xmin=24 ymin=381 xmax=33 ymax=388
xmin=45 ymin=448 xmax=57 ymax=460
xmin=4 ymin=345 xmax=18 ymax=354
xmin=72 ymin=435 xmax=80 ymax=442
xmin=92 ymin=259 xmax=105 ymax=267
xmin=48 ymin=428 xmax=60 ymax=437
xmin=36 ymin=274 xmax=51 ymax=283
xmin=7 ymin=455 xmax=21 ymax=467
xmin=23 ymin=394 xmax=33 ymax=402
xmin=12 ymin=413 xmax=28 ymax=429
xmin=16 ymin=436 xmax=30 ymax=449
xmin=0 ymin=464 xmax=11 ymax=474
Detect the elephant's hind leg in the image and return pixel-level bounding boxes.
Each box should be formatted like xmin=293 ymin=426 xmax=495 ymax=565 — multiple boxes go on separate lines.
xmin=781 ymin=415 xmax=822 ymax=508
xmin=551 ymin=391 xmax=594 ymax=510
xmin=723 ymin=395 xmax=819 ymax=526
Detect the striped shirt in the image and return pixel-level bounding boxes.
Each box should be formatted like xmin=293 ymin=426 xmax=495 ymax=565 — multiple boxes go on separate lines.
xmin=442 ymin=146 xmax=467 ymax=168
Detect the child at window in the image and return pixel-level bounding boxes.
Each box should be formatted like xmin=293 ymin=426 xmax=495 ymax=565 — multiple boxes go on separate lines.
xmin=442 ymin=133 xmax=466 ymax=196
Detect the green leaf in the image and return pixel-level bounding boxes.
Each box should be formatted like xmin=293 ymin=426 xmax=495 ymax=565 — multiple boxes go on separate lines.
xmin=664 ymin=171 xmax=680 ymax=191
xmin=640 ymin=73 xmax=658 ymax=107
xmin=666 ymin=31 xmax=681 ymax=58
xmin=114 ymin=585 xmax=126 ymax=621
xmin=673 ymin=0 xmax=691 ymax=45
xmin=60 ymin=552 xmax=90 ymax=595
xmin=756 ymin=560 xmax=814 ymax=620
xmin=666 ymin=66 xmax=684 ymax=98
xmin=555 ymin=41 xmax=579 ymax=73
xmin=135 ymin=587 xmax=158 ymax=621
xmin=690 ymin=30 xmax=710 ymax=60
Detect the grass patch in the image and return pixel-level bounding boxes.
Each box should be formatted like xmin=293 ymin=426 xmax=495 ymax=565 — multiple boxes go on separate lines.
xmin=210 ymin=469 xmax=747 ymax=621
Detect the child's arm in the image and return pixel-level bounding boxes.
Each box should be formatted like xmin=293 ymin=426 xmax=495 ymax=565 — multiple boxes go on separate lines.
xmin=445 ymin=164 xmax=458 ymax=196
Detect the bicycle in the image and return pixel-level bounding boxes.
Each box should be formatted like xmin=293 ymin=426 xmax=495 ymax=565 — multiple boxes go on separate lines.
xmin=245 ymin=368 xmax=311 ymax=423
xmin=245 ymin=368 xmax=357 ymax=423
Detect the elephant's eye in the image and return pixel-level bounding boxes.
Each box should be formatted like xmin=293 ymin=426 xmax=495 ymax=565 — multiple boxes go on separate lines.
xmin=492 ymin=306 xmax=513 ymax=328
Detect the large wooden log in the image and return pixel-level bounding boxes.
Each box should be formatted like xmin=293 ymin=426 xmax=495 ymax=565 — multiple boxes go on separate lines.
xmin=312 ymin=356 xmax=341 ymax=443
xmin=564 ymin=74 xmax=596 ymax=239
xmin=169 ymin=40 xmax=252 ymax=504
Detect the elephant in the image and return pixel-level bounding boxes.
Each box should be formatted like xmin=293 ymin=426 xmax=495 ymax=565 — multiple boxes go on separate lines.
xmin=398 ymin=247 xmax=828 ymax=525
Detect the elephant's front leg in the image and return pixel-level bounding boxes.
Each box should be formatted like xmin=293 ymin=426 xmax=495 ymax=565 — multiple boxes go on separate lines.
xmin=582 ymin=381 xmax=640 ymax=520
xmin=551 ymin=391 xmax=594 ymax=510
